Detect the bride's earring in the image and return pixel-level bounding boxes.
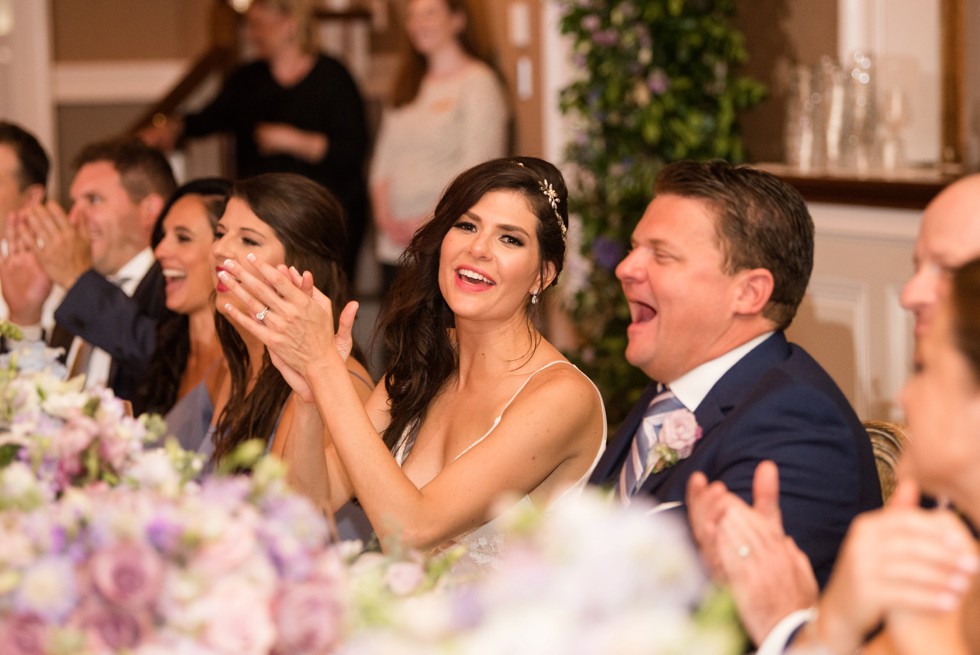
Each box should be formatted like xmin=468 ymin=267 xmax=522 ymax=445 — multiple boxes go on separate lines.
xmin=530 ymin=290 xmax=540 ymax=305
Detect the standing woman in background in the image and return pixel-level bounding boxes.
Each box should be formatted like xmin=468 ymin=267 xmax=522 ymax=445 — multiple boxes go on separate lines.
xmin=140 ymin=0 xmax=370 ymax=284
xmin=371 ymin=0 xmax=509 ymax=290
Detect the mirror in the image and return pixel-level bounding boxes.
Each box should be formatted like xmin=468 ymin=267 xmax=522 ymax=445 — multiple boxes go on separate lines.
xmin=735 ymin=0 xmax=965 ymax=173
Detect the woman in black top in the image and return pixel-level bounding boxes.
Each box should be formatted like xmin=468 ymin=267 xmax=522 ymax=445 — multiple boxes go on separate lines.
xmin=141 ymin=0 xmax=370 ymax=284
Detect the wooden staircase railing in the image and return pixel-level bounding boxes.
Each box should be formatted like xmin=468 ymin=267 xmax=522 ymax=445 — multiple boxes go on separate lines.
xmin=125 ymin=45 xmax=238 ymax=135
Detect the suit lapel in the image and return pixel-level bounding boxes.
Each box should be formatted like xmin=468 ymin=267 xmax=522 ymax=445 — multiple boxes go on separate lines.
xmin=638 ymin=332 xmax=792 ymax=496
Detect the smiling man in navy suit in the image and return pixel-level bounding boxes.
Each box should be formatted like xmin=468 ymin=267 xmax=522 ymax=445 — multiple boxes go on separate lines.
xmin=589 ymin=160 xmax=881 ymax=588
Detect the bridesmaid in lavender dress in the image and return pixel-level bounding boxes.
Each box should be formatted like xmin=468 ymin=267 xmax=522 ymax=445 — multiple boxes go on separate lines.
xmin=134 ymin=178 xmax=230 ymax=450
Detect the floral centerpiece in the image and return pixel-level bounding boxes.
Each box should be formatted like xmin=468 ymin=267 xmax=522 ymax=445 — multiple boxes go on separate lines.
xmin=0 ymin=457 xmax=346 ymax=655
xmin=0 ymin=355 xmax=178 ymax=495
xmin=0 ymin=326 xmax=742 ymax=654
xmin=556 ymin=0 xmax=766 ymax=424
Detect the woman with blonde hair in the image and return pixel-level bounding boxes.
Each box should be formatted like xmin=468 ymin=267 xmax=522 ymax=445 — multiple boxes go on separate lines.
xmin=371 ymin=0 xmax=509 ymax=290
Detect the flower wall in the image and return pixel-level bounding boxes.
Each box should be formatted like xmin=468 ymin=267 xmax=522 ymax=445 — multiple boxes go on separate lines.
xmin=557 ymin=0 xmax=766 ymax=424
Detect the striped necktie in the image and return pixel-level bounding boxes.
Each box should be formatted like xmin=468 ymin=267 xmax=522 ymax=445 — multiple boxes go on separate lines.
xmin=619 ymin=385 xmax=685 ymax=504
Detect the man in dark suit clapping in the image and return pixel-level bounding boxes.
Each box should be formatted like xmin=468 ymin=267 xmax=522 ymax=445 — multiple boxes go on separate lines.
xmin=589 ymin=160 xmax=881 ymax=588
xmin=5 ymin=138 xmax=176 ymax=407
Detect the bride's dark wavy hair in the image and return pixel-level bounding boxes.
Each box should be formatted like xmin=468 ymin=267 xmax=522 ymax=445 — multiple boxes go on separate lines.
xmin=377 ymin=156 xmax=568 ymax=450
xmin=212 ymin=173 xmax=355 ymax=462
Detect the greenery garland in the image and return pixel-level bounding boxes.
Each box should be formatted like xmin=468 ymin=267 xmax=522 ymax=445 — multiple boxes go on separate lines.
xmin=557 ymin=0 xmax=766 ymax=425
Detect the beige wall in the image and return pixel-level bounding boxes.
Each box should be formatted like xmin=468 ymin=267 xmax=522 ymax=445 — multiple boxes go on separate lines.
xmin=786 ymin=203 xmax=918 ymax=421
xmin=483 ymin=0 xmax=544 ymax=157
xmin=52 ymin=0 xmax=211 ymax=62
xmin=50 ymin=0 xmax=213 ymax=197
xmin=734 ymin=0 xmax=838 ymax=163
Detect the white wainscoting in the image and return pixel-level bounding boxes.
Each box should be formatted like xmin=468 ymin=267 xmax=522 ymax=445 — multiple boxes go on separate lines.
xmin=787 ymin=202 xmax=919 ymax=421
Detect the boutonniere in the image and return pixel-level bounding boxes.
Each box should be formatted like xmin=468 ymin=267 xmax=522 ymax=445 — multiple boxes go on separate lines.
xmin=650 ymin=409 xmax=702 ymax=474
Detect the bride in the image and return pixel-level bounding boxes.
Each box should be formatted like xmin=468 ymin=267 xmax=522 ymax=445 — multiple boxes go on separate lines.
xmin=217 ymin=157 xmax=606 ymax=567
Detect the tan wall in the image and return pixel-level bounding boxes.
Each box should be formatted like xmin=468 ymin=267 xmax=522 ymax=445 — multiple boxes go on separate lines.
xmin=482 ymin=0 xmax=543 ymax=157
xmin=50 ymin=0 xmax=213 ymax=196
xmin=52 ymin=0 xmax=212 ymax=61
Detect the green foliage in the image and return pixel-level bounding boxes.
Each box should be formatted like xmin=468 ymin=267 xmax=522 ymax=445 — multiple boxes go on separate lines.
xmin=557 ymin=0 xmax=766 ymax=425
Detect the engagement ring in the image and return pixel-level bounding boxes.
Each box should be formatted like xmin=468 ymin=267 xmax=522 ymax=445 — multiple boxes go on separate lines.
xmin=255 ymin=306 xmax=270 ymax=321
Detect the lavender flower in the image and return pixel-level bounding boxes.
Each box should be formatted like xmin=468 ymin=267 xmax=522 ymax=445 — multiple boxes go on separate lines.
xmin=592 ymin=236 xmax=627 ymax=271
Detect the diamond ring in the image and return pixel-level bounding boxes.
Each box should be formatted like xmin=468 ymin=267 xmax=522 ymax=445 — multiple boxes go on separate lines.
xmin=255 ymin=306 xmax=270 ymax=321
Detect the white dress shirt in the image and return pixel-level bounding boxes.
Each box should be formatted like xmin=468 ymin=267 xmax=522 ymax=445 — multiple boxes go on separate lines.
xmin=668 ymin=331 xmax=775 ymax=411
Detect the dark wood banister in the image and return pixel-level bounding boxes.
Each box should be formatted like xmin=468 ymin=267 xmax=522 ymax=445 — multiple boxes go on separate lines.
xmin=125 ymin=46 xmax=238 ymax=135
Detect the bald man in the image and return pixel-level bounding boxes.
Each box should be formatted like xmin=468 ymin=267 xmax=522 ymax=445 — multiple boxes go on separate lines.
xmin=687 ymin=173 xmax=980 ymax=652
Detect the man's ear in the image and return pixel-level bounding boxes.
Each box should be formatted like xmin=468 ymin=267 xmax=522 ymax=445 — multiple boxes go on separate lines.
xmin=139 ymin=192 xmax=166 ymax=234
xmin=21 ymin=183 xmax=45 ymax=208
xmin=733 ymin=268 xmax=774 ymax=316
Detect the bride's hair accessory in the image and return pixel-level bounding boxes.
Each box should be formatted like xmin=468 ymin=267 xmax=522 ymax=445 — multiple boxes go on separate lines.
xmin=514 ymin=161 xmax=567 ymax=242
xmin=538 ymin=179 xmax=567 ymax=241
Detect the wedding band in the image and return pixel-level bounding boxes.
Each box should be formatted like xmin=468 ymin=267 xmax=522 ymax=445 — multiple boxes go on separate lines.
xmin=737 ymin=544 xmax=752 ymax=559
xmin=255 ymin=306 xmax=270 ymax=321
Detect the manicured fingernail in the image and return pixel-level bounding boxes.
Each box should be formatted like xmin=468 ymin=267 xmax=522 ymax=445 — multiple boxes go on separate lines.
xmin=247 ymin=253 xmax=257 ymax=262
xmin=958 ymin=554 xmax=980 ymax=573
xmin=217 ymin=270 xmax=229 ymax=280
xmin=290 ymin=265 xmax=299 ymax=275
xmin=223 ymin=258 xmax=235 ymax=268
xmin=224 ymin=303 xmax=233 ymax=312
xmin=936 ymin=592 xmax=958 ymax=611
xmin=949 ymin=573 xmax=971 ymax=592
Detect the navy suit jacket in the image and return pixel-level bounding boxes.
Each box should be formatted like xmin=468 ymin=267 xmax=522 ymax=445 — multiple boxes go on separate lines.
xmin=590 ymin=332 xmax=882 ymax=587
xmin=53 ymin=264 xmax=171 ymax=405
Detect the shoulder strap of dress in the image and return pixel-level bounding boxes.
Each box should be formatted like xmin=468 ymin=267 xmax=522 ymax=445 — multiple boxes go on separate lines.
xmin=451 ymin=360 xmax=576 ymax=463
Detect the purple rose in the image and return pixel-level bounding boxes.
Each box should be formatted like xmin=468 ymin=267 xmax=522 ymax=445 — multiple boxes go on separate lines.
xmin=90 ymin=540 xmax=164 ymax=608
xmin=72 ymin=600 xmax=150 ymax=651
xmin=272 ymin=581 xmax=342 ymax=655
xmin=0 ymin=614 xmax=48 ymax=655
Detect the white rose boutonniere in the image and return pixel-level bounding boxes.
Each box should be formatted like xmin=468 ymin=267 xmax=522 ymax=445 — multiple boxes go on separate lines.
xmin=652 ymin=409 xmax=703 ymax=473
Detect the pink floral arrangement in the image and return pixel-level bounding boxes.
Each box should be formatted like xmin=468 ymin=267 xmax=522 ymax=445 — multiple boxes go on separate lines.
xmin=0 ymin=368 xmax=170 ymax=494
xmin=0 ymin=460 xmax=346 ymax=655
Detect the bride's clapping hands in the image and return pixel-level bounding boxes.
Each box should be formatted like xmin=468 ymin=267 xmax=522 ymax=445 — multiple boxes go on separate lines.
xmin=217 ymin=253 xmax=357 ymax=376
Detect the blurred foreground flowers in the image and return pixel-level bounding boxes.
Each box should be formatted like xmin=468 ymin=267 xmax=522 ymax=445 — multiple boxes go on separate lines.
xmin=0 ymin=340 xmax=742 ymax=654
